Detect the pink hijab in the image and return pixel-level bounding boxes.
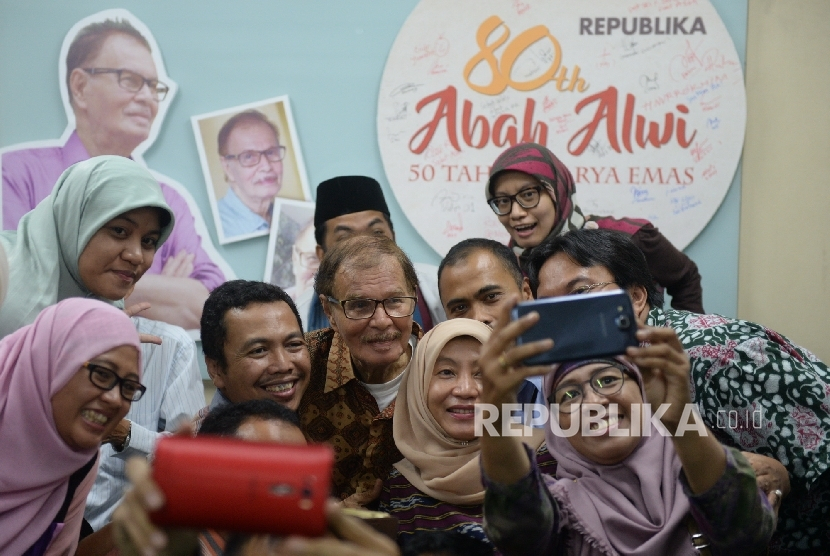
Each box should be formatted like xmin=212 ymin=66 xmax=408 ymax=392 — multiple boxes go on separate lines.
xmin=543 ymin=357 xmax=694 ymax=556
xmin=0 ymin=298 xmax=141 ymax=555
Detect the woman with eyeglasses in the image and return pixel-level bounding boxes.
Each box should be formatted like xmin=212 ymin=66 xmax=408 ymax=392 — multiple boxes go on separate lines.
xmin=476 ymin=301 xmax=776 ymax=555
xmin=379 ymin=318 xmax=554 ymax=548
xmin=485 ymin=143 xmax=704 ymax=313
xmin=0 ymin=155 xmax=174 ymax=338
xmin=0 ymin=298 xmax=142 ymax=555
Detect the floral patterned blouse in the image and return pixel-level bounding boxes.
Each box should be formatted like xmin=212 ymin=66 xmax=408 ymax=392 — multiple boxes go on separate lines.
xmin=648 ymin=307 xmax=830 ymax=553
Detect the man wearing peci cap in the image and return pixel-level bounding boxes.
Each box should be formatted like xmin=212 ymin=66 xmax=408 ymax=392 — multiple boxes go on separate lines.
xmin=298 ymin=175 xmax=445 ymax=332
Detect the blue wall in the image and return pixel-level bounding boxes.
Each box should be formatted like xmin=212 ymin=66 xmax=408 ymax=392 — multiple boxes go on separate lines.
xmin=0 ymin=0 xmax=747 ymax=317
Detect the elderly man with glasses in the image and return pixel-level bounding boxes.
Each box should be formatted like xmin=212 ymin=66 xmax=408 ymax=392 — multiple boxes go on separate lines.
xmin=216 ymin=110 xmax=286 ymax=238
xmin=299 ymin=234 xmax=423 ymax=508
xmin=1 ymin=16 xmax=225 ymax=329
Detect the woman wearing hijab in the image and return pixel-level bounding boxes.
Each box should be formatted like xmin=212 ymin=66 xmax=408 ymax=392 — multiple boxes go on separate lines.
xmin=485 ymin=143 xmax=703 ymax=313
xmin=0 ymin=298 xmax=142 ymax=555
xmin=477 ymin=305 xmax=776 ymax=555
xmin=0 ymin=155 xmax=174 ymax=338
xmin=379 ymin=319 xmax=554 ymax=546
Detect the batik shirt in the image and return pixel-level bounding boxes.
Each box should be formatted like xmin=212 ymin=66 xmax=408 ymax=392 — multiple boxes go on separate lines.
xmin=299 ymin=324 xmax=422 ymax=500
xmin=649 ymin=306 xmax=830 ymax=553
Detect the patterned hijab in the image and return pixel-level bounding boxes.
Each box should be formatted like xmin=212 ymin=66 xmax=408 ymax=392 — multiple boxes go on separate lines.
xmin=0 ymin=298 xmax=141 ymax=555
xmin=0 ymin=156 xmax=174 ymax=338
xmin=543 ymin=357 xmax=694 ymax=556
xmin=393 ymin=319 xmax=545 ymax=505
xmin=486 ymin=142 xmax=590 ymax=241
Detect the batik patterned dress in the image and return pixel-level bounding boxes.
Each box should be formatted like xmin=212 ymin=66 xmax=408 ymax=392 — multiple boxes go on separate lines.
xmin=648 ymin=306 xmax=830 ymax=553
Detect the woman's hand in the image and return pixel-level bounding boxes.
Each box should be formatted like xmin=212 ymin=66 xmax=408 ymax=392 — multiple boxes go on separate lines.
xmin=478 ymin=294 xmax=553 ymax=408
xmin=123 ymin=293 xmax=162 ymax=345
xmin=742 ymin=451 xmax=790 ymax=515
xmin=625 ymin=326 xmax=691 ymax=434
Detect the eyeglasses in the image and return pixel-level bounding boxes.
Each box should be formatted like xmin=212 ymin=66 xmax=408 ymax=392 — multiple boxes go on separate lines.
xmin=83 ymin=362 xmax=147 ymax=402
xmin=548 ymin=365 xmax=626 ymax=411
xmin=83 ymin=68 xmax=169 ymax=101
xmin=326 ymin=296 xmax=417 ymax=320
xmin=223 ymin=146 xmax=286 ymax=167
xmin=570 ymin=282 xmax=616 ymax=295
xmin=487 ymin=185 xmax=544 ymax=216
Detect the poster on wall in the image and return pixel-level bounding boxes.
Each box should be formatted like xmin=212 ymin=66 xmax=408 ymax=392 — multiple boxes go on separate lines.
xmin=0 ymin=8 xmax=234 ymax=331
xmin=263 ymin=199 xmax=318 ymax=317
xmin=377 ymin=0 xmax=746 ymax=256
xmin=192 ymin=96 xmax=312 ymax=244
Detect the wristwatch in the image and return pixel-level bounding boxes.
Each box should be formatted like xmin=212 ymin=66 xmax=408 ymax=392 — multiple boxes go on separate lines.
xmin=115 ymin=420 xmax=132 ymax=452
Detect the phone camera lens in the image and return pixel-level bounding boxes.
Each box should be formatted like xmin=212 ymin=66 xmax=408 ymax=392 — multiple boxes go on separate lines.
xmin=615 ymin=315 xmax=630 ymax=329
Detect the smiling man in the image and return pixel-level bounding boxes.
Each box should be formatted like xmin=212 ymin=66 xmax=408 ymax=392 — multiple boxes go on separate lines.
xmin=300 ymin=235 xmax=422 ymax=503
xmin=197 ymin=280 xmax=310 ymax=428
xmin=216 ymin=110 xmax=284 ymax=238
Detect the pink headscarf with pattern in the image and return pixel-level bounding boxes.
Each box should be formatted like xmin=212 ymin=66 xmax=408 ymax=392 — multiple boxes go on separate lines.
xmin=0 ymin=298 xmax=140 ymax=554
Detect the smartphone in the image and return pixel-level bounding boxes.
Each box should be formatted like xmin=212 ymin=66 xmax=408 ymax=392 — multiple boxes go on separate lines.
xmin=150 ymin=436 xmax=333 ymax=536
xmin=511 ymin=290 xmax=638 ymax=365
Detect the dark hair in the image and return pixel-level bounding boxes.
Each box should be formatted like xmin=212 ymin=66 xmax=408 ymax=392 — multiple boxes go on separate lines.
xmin=200 ymin=280 xmax=303 ymax=368
xmin=217 ymin=110 xmax=280 ymax=156
xmin=66 ymin=19 xmax=151 ymax=104
xmin=313 ymin=213 xmax=395 ymax=250
xmin=525 ymin=229 xmax=663 ymax=307
xmin=438 ymin=238 xmax=523 ymax=296
xmin=314 ymin=235 xmax=417 ymax=298
xmin=199 ymin=399 xmax=301 ymax=437
xmin=400 ymin=531 xmax=494 ymax=556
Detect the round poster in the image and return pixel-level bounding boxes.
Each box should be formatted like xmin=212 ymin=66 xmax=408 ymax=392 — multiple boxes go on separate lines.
xmin=377 ymin=0 xmax=745 ymax=255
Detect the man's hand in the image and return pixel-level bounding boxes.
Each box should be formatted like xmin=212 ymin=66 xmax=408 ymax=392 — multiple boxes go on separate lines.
xmin=341 ymin=479 xmax=382 ymax=509
xmin=240 ymin=500 xmax=400 ymax=556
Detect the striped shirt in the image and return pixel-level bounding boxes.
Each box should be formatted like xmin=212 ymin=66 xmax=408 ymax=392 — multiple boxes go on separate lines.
xmin=84 ymin=317 xmax=206 ymax=530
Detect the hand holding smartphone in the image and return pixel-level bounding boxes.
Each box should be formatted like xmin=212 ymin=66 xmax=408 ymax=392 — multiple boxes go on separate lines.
xmin=150 ymin=436 xmax=333 ymax=536
xmin=511 ymin=290 xmax=638 ymax=365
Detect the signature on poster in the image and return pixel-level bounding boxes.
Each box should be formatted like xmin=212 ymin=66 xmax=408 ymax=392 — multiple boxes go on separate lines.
xmin=690 ymin=139 xmax=712 ymax=162
xmin=390 ymin=83 xmax=423 ymax=97
xmin=640 ymin=73 xmax=659 ymax=92
xmin=631 ymin=186 xmax=655 ymax=203
xmin=432 ymin=189 xmax=475 ymax=213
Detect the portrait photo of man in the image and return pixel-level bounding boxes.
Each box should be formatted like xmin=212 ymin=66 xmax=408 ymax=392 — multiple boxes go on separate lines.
xmin=0 ymin=9 xmax=232 ymax=330
xmin=193 ymin=97 xmax=311 ymax=243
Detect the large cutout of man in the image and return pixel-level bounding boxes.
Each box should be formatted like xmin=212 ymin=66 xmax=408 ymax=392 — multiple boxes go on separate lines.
xmin=0 ymin=9 xmax=231 ymax=330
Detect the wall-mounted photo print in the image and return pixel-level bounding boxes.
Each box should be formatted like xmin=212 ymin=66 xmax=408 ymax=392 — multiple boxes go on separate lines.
xmin=0 ymin=8 xmax=234 ymax=332
xmin=264 ymin=199 xmax=318 ymax=319
xmin=192 ymin=96 xmax=311 ymax=244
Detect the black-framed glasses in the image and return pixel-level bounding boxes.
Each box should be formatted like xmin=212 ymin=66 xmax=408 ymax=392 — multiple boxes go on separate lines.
xmin=83 ymin=68 xmax=169 ymax=101
xmin=83 ymin=362 xmax=146 ymax=402
xmin=326 ymin=296 xmax=417 ymax=320
xmin=487 ymin=185 xmax=544 ymax=216
xmin=570 ymin=282 xmax=616 ymax=295
xmin=223 ymin=146 xmax=286 ymax=167
xmin=548 ymin=365 xmax=626 ymax=411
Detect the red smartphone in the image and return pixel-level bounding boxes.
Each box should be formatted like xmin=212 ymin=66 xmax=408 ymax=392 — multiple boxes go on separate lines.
xmin=150 ymin=436 xmax=333 ymax=536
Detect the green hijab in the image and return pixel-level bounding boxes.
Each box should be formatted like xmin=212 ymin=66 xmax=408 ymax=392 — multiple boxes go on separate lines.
xmin=0 ymin=156 xmax=174 ymax=338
